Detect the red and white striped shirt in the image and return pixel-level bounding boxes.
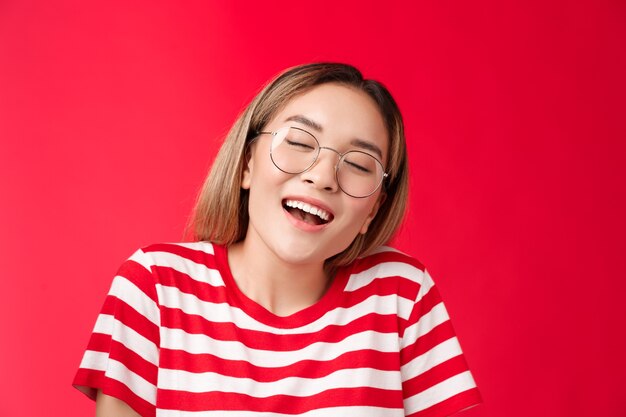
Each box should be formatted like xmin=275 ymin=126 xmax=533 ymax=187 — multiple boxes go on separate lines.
xmin=74 ymin=242 xmax=480 ymax=417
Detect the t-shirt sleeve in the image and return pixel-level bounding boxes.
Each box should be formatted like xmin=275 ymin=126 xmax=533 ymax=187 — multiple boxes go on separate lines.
xmin=400 ymin=269 xmax=481 ymax=417
xmin=73 ymin=249 xmax=161 ymax=417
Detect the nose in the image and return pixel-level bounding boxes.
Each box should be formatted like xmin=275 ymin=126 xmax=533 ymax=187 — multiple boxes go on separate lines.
xmin=299 ymin=147 xmax=339 ymax=193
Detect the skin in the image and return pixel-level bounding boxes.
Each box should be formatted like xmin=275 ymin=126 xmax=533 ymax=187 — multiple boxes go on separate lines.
xmin=229 ymin=83 xmax=389 ymax=317
xmin=95 ymin=391 xmax=141 ymax=417
xmin=95 ymin=82 xmax=390 ymax=414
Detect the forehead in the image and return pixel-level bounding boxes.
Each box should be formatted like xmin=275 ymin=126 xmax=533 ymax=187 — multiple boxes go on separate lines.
xmin=267 ymin=83 xmax=389 ymax=161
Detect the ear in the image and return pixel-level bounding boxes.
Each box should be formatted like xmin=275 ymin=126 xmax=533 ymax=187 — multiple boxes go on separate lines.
xmin=359 ymin=191 xmax=387 ymax=235
xmin=241 ymin=144 xmax=255 ymax=190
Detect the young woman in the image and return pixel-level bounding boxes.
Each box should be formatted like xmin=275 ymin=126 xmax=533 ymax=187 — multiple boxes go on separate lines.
xmin=74 ymin=63 xmax=481 ymax=417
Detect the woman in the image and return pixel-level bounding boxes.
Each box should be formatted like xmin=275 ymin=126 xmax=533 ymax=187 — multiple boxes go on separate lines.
xmin=74 ymin=63 xmax=481 ymax=417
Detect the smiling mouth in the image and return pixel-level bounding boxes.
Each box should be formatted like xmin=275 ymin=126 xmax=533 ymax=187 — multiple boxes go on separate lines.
xmin=283 ymin=199 xmax=333 ymax=226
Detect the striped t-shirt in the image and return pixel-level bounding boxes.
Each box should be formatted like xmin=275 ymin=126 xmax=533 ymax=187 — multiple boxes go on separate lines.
xmin=74 ymin=242 xmax=481 ymax=417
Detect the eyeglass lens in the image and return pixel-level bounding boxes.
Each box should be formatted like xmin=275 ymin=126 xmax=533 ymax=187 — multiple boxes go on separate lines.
xmin=269 ymin=127 xmax=385 ymax=198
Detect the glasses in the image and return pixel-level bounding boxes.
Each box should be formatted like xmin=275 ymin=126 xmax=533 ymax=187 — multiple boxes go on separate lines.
xmin=254 ymin=126 xmax=388 ymax=198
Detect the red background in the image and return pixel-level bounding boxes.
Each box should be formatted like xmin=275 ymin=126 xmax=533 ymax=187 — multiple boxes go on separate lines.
xmin=1 ymin=1 xmax=625 ymax=416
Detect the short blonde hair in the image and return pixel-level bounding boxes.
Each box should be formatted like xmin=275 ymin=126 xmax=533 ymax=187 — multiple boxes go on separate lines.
xmin=188 ymin=63 xmax=409 ymax=273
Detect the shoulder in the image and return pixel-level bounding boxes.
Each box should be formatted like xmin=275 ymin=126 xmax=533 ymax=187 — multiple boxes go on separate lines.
xmin=130 ymin=241 xmax=221 ymax=266
xmin=117 ymin=241 xmax=224 ymax=279
xmin=140 ymin=241 xmax=219 ymax=256
xmin=351 ymin=246 xmax=428 ymax=283
xmin=344 ymin=246 xmax=432 ymax=302
xmin=114 ymin=241 xmax=227 ymax=296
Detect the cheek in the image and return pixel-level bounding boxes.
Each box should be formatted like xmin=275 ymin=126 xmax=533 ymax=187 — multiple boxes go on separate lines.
xmin=246 ymin=154 xmax=292 ymax=199
xmin=344 ymin=199 xmax=377 ymax=227
xmin=348 ymin=194 xmax=384 ymax=235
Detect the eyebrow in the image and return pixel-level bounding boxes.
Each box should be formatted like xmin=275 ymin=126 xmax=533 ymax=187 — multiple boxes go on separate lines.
xmin=284 ymin=115 xmax=323 ymax=132
xmin=349 ymin=138 xmax=384 ymax=160
xmin=284 ymin=114 xmax=384 ymax=159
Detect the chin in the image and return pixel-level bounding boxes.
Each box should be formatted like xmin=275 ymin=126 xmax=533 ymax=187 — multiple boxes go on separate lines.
xmin=274 ymin=243 xmax=324 ymax=266
xmin=270 ymin=238 xmax=332 ymax=267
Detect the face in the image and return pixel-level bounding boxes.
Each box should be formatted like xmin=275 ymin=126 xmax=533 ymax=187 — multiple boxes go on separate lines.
xmin=241 ymin=83 xmax=389 ymax=269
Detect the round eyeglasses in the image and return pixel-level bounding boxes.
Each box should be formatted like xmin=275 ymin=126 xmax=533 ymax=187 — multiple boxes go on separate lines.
xmin=254 ymin=126 xmax=388 ymax=198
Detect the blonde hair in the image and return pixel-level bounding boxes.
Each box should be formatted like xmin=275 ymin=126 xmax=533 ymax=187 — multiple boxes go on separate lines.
xmin=188 ymin=63 xmax=409 ymax=273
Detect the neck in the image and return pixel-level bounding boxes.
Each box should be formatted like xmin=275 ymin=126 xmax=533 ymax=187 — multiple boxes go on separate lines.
xmin=227 ymin=239 xmax=330 ymax=317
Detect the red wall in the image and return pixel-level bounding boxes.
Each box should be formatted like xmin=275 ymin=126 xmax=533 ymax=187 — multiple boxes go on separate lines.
xmin=1 ymin=1 xmax=625 ymax=416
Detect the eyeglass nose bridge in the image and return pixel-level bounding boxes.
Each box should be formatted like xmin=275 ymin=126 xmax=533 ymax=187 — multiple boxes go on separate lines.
xmin=314 ymin=146 xmax=344 ymax=170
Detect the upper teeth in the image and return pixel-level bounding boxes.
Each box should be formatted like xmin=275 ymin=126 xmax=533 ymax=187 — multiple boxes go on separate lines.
xmin=285 ymin=200 xmax=331 ymax=221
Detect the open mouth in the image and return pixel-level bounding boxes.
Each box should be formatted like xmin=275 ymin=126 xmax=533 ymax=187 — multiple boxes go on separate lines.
xmin=282 ymin=199 xmax=333 ymax=226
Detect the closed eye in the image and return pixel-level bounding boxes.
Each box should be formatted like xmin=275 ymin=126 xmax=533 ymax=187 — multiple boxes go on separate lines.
xmin=344 ymin=159 xmax=372 ymax=174
xmin=286 ymin=139 xmax=316 ymax=151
